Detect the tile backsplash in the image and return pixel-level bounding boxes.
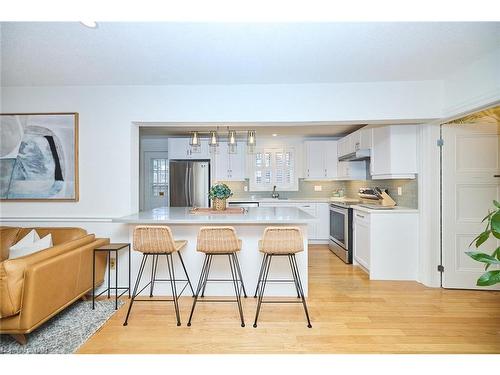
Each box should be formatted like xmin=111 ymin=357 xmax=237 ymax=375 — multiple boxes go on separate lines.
xmin=343 ymin=179 xmax=418 ymax=208
xmin=224 ymin=178 xmax=418 ymax=208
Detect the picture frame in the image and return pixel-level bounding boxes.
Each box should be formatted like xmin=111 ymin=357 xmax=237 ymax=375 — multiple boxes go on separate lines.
xmin=0 ymin=112 xmax=79 ymax=201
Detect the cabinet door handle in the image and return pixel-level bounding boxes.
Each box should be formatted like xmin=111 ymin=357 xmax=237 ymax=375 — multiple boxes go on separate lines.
xmin=494 ymin=175 xmax=500 ymax=177
xmin=356 ymin=214 xmax=365 ymax=218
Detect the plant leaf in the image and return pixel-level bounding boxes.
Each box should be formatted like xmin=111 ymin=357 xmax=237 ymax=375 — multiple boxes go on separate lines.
xmin=494 ymin=200 xmax=500 ymax=209
xmin=482 ymin=210 xmax=494 ymax=222
xmin=490 ymin=211 xmax=500 ymax=235
xmin=465 ymin=251 xmax=500 ymax=265
xmin=475 ymin=231 xmax=490 ymax=248
xmin=477 ymin=270 xmax=500 ymax=286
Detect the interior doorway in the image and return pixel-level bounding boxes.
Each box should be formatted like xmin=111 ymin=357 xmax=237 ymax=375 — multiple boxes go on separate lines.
xmin=139 ymin=132 xmax=169 ymax=211
xmin=441 ymin=106 xmax=500 ymax=290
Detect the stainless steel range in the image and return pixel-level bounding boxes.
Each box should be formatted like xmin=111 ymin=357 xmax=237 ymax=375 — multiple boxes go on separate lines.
xmin=328 ymin=187 xmax=397 ymax=263
xmin=328 ymin=199 xmax=359 ymax=264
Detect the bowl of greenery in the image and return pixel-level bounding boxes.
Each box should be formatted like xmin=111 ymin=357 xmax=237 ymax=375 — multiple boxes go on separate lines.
xmin=208 ymin=183 xmax=233 ymax=211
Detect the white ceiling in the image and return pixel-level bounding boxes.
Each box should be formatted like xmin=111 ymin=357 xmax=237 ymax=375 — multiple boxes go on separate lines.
xmin=1 ymin=22 xmax=499 ymax=86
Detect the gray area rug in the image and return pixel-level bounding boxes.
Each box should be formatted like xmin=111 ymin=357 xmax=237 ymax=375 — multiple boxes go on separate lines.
xmin=0 ymin=299 xmax=124 ymax=354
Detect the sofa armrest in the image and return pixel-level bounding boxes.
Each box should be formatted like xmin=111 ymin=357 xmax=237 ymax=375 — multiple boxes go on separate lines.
xmin=17 ymin=239 xmax=109 ymax=331
xmin=0 ymin=234 xmax=96 ymax=319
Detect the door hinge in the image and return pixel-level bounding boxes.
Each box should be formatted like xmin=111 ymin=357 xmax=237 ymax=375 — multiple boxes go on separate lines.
xmin=437 ymin=265 xmax=444 ymax=272
xmin=437 ymin=139 xmax=444 ymax=147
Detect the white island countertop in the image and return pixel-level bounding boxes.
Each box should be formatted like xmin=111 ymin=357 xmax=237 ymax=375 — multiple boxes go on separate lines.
xmin=114 ymin=206 xmax=316 ymax=224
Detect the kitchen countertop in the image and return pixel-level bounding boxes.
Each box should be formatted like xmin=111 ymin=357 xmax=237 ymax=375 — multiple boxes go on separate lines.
xmin=351 ymin=205 xmax=419 ymax=214
xmin=114 ymin=206 xmax=316 ymax=224
xmin=228 ymin=197 xmax=334 ymax=203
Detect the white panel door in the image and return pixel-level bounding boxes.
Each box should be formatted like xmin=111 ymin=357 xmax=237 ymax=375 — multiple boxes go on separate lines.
xmin=144 ymin=151 xmax=169 ymax=210
xmin=442 ymin=122 xmax=500 ymax=289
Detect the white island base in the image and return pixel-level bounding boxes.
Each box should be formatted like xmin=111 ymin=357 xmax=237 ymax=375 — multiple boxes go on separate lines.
xmin=115 ymin=207 xmax=312 ymax=297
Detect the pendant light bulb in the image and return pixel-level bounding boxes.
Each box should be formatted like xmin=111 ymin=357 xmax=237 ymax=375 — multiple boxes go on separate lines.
xmin=228 ymin=130 xmax=236 ymax=145
xmin=190 ymin=131 xmax=200 ymax=146
xmin=209 ymin=130 xmax=219 ymax=146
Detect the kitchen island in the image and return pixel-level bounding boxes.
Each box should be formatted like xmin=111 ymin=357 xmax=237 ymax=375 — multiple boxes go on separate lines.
xmin=114 ymin=206 xmax=314 ymax=296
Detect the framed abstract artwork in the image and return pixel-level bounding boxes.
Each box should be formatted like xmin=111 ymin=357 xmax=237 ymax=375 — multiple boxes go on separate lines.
xmin=0 ymin=113 xmax=79 ymax=201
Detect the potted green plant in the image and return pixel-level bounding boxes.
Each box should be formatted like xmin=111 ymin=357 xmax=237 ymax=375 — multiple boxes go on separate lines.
xmin=208 ymin=183 xmax=233 ymax=211
xmin=465 ymin=200 xmax=500 ymax=286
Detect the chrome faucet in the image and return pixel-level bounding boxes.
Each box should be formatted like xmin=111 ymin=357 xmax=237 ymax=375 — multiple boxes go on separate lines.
xmin=271 ymin=185 xmax=279 ymax=199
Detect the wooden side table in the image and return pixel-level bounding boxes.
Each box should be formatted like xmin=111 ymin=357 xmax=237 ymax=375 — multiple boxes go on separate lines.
xmin=92 ymin=243 xmax=131 ymax=310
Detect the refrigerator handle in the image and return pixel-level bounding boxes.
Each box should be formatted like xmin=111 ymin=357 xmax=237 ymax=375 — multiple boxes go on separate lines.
xmin=188 ymin=163 xmax=193 ymax=207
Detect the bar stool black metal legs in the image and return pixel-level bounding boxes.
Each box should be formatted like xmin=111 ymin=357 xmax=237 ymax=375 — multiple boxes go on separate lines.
xmin=253 ymin=253 xmax=312 ymax=328
xmin=123 ymin=253 xmax=148 ymax=326
xmin=187 ymin=252 xmax=246 ymax=327
xmin=253 ymin=226 xmax=312 ymax=328
xmin=123 ymin=252 xmax=193 ymax=326
xmin=123 ymin=226 xmax=193 ymax=326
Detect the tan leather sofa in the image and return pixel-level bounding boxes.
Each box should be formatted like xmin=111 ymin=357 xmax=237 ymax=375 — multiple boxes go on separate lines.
xmin=0 ymin=227 xmax=109 ymax=344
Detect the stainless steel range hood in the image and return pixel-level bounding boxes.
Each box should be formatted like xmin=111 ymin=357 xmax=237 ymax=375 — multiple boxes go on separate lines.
xmin=337 ymin=149 xmax=370 ymax=161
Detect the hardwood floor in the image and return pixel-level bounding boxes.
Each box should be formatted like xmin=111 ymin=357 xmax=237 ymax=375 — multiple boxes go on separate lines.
xmin=78 ymin=245 xmax=500 ymax=354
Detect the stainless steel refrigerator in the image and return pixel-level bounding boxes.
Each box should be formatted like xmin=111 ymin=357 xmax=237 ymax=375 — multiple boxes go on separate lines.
xmin=169 ymin=160 xmax=210 ymax=207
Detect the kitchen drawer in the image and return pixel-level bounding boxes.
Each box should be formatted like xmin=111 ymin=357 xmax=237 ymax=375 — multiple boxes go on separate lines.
xmin=354 ymin=210 xmax=370 ymax=224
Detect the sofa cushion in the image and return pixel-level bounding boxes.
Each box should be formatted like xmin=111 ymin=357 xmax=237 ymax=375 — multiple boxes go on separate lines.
xmin=0 ymin=227 xmax=21 ymax=262
xmin=0 ymin=234 xmax=95 ymax=319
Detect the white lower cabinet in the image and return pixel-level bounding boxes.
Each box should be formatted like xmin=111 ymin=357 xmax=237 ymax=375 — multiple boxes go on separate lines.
xmin=259 ymin=201 xmax=329 ymax=240
xmin=353 ymin=211 xmax=370 ymax=270
xmin=352 ymin=208 xmax=418 ymax=280
xmin=315 ymin=203 xmax=330 ymax=239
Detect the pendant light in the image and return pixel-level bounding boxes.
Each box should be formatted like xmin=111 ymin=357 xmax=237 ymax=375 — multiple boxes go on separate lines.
xmin=209 ymin=130 xmax=219 ymax=154
xmin=228 ymin=129 xmax=237 ymax=154
xmin=246 ymin=130 xmax=256 ymax=154
xmin=189 ymin=131 xmax=201 ymax=153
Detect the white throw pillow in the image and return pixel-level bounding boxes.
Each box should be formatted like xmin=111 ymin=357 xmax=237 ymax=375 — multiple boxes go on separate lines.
xmin=10 ymin=229 xmax=40 ymax=250
xmin=9 ymin=232 xmax=53 ymax=259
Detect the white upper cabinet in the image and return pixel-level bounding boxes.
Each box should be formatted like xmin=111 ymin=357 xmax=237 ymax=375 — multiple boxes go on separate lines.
xmin=167 ymin=138 xmax=210 ymax=159
xmin=304 ymin=140 xmax=338 ymax=179
xmin=370 ymin=125 xmax=417 ymax=179
xmin=249 ymin=147 xmax=297 ymax=191
xmin=337 ymin=127 xmax=372 ymax=157
xmin=213 ymin=142 xmax=246 ymax=182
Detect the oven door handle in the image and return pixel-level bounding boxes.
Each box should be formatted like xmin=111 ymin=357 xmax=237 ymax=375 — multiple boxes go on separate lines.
xmin=329 ymin=205 xmax=348 ymax=215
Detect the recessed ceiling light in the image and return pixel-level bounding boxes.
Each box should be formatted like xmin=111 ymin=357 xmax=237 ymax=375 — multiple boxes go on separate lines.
xmin=80 ymin=21 xmax=97 ymax=28
xmin=272 ymin=133 xmax=278 ymax=137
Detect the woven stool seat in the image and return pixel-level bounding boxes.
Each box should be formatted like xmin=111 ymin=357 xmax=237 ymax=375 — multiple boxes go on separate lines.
xmin=196 ymin=226 xmax=242 ymax=254
xmin=133 ymin=225 xmax=187 ymax=254
xmin=258 ymin=227 xmax=303 ymax=254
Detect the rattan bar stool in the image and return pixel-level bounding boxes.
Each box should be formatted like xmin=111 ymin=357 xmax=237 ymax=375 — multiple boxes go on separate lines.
xmin=123 ymin=225 xmax=194 ymax=327
xmin=253 ymin=226 xmax=312 ymax=328
xmin=187 ymin=226 xmax=247 ymax=327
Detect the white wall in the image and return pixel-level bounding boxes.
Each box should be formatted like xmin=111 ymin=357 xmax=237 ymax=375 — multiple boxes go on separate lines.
xmin=0 ymin=81 xmax=442 ymax=219
xmin=443 ymin=46 xmax=500 ymax=117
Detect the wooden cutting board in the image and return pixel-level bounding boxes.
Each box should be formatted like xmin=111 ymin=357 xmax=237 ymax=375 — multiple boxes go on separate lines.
xmin=189 ymin=207 xmax=246 ymax=215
